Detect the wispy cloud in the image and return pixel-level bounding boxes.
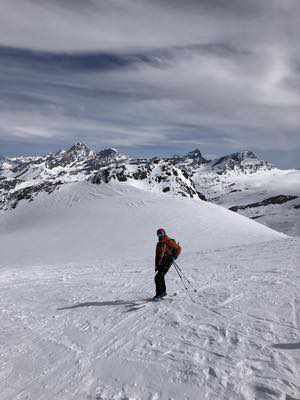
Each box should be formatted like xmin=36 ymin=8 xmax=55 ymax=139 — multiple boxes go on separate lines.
xmin=0 ymin=0 xmax=299 ymax=167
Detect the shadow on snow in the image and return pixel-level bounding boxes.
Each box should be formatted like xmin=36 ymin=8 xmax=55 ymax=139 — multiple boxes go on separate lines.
xmin=57 ymin=298 xmax=152 ymax=311
xmin=272 ymin=342 xmax=300 ymax=350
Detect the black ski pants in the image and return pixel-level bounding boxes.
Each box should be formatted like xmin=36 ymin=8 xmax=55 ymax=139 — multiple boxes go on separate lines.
xmin=155 ymin=256 xmax=173 ymax=296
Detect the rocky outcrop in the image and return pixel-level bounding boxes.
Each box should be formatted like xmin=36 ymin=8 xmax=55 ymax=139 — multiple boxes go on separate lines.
xmin=229 ymin=195 xmax=298 ymax=212
xmin=0 ymin=181 xmax=62 ymax=210
xmin=91 ymin=159 xmax=204 ymax=200
xmin=186 ymin=149 xmax=208 ymax=165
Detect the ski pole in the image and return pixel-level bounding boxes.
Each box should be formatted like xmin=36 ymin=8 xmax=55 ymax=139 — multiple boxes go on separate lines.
xmin=172 ymin=261 xmax=195 ymax=302
xmin=173 ymin=261 xmax=197 ymax=293
xmin=173 ymin=262 xmax=192 ymax=300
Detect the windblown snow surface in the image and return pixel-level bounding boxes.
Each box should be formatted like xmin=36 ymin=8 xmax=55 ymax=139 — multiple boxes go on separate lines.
xmin=0 ymin=182 xmax=299 ymax=400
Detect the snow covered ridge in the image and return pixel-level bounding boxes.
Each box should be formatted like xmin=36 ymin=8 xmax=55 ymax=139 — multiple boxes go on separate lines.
xmin=209 ymin=150 xmax=273 ymax=175
xmin=0 ymin=143 xmax=273 ymax=211
xmin=193 ymin=167 xmax=300 ymax=237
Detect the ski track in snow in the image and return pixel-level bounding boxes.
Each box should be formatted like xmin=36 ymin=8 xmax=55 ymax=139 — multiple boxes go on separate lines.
xmin=1 ymin=239 xmax=300 ymax=400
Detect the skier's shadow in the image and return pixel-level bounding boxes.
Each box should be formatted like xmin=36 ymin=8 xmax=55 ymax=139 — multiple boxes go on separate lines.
xmin=272 ymin=342 xmax=300 ymax=350
xmin=57 ymin=299 xmax=148 ymax=311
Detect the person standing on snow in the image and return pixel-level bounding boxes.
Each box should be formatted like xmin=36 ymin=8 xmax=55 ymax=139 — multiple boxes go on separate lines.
xmin=154 ymin=228 xmax=182 ymax=299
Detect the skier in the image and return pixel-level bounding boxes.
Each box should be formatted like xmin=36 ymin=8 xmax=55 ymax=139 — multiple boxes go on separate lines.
xmin=154 ymin=228 xmax=182 ymax=299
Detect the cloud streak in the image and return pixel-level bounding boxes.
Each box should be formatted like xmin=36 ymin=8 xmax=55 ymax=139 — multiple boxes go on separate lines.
xmin=0 ymin=1 xmax=299 ymax=167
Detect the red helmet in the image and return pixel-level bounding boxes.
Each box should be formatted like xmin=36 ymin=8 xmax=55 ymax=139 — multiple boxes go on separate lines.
xmin=157 ymin=228 xmax=166 ymax=240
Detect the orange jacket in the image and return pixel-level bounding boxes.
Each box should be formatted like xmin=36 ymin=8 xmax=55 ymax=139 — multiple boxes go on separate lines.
xmin=155 ymin=236 xmax=182 ymax=267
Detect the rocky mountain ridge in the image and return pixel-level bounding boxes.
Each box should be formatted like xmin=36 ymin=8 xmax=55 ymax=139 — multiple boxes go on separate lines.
xmin=2 ymin=142 xmax=299 ymax=236
xmin=0 ymin=143 xmax=274 ymax=211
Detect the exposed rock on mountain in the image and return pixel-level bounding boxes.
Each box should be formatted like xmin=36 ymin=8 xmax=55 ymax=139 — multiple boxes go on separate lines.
xmin=1 ymin=181 xmax=63 ymax=210
xmin=229 ymin=195 xmax=298 ymax=212
xmin=91 ymin=157 xmax=201 ymax=199
xmin=186 ymin=149 xmax=208 ymax=165
xmin=210 ymin=150 xmax=273 ymax=175
xmin=45 ymin=142 xmax=95 ymax=169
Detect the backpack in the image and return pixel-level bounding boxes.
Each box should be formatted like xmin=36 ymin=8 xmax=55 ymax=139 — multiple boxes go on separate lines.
xmin=169 ymin=238 xmax=182 ymax=258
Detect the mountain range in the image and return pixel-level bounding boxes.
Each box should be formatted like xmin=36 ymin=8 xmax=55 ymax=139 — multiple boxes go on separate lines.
xmin=1 ymin=142 xmax=299 ymax=235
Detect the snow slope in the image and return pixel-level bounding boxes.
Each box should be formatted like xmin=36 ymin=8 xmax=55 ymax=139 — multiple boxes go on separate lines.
xmin=194 ymin=168 xmax=300 ymax=237
xmin=0 ymin=182 xmax=284 ymax=267
xmin=0 ymin=183 xmax=299 ymax=399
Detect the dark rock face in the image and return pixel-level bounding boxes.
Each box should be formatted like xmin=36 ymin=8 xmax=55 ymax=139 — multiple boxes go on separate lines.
xmin=229 ymin=195 xmax=298 ymax=212
xmin=46 ymin=142 xmax=94 ymax=169
xmin=186 ymin=149 xmax=208 ymax=164
xmin=0 ymin=178 xmax=22 ymax=192
xmin=97 ymin=148 xmax=118 ymax=161
xmin=132 ymin=169 xmax=148 ymax=180
xmin=197 ymin=192 xmax=207 ymax=201
xmin=250 ymin=215 xmax=264 ymax=220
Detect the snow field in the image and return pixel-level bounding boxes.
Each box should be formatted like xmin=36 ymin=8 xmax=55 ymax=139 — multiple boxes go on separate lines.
xmin=0 ymin=183 xmax=299 ymax=399
xmin=0 ymin=182 xmax=285 ymax=267
xmin=194 ymin=168 xmax=300 ymax=237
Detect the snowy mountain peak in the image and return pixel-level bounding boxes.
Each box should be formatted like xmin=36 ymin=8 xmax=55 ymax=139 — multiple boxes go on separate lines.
xmin=210 ymin=150 xmax=273 ymax=174
xmin=68 ymin=141 xmax=91 ymax=154
xmin=186 ymin=149 xmax=208 ymax=163
xmin=65 ymin=142 xmax=94 ymax=159
xmin=97 ymin=147 xmax=121 ymax=161
xmin=236 ymin=150 xmax=258 ymax=160
xmin=45 ymin=142 xmax=95 ymax=169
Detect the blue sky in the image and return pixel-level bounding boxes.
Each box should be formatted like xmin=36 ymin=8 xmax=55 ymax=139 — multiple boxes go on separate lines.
xmin=0 ymin=0 xmax=299 ymax=168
